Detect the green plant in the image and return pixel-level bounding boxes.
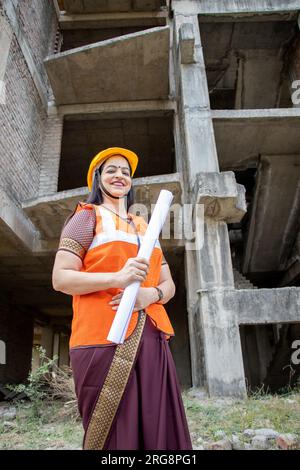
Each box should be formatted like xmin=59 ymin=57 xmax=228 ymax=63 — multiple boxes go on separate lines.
xmin=7 ymin=346 xmax=58 ymax=418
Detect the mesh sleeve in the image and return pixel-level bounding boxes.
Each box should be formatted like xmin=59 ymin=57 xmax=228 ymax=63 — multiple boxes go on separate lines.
xmin=57 ymin=206 xmax=96 ymax=260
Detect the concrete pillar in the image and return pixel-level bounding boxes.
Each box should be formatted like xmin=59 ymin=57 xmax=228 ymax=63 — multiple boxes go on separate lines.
xmin=40 ymin=326 xmax=54 ymax=359
xmin=173 ymin=14 xmax=246 ymax=396
xmin=38 ymin=114 xmax=63 ymax=196
xmin=184 ymin=249 xmax=206 ymax=388
xmin=59 ymin=332 xmax=70 ymax=367
xmin=0 ymin=301 xmax=34 ymax=384
xmin=173 ymin=15 xmax=219 ymax=188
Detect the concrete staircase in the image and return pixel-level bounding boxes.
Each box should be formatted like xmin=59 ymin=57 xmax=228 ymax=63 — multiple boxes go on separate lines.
xmin=233 ymin=268 xmax=258 ymax=289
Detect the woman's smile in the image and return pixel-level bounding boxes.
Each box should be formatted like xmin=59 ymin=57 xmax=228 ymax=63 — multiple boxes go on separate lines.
xmin=111 ymin=181 xmax=125 ymax=187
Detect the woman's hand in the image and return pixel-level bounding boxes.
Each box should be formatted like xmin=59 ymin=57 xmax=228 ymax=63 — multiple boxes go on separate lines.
xmin=114 ymin=257 xmax=149 ymax=289
xmin=109 ymin=287 xmax=157 ymax=312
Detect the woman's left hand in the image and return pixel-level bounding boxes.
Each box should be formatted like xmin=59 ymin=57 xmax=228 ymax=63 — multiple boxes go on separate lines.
xmin=109 ymin=287 xmax=155 ymax=311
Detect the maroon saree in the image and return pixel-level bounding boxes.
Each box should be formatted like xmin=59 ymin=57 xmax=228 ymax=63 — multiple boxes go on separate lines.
xmin=69 ymin=313 xmax=193 ymax=450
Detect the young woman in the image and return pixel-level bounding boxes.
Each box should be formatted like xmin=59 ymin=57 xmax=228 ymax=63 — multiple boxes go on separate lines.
xmin=52 ymin=147 xmax=192 ymax=450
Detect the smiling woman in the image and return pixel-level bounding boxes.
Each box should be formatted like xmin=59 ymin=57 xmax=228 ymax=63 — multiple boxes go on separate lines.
xmin=51 ymin=147 xmax=192 ymax=450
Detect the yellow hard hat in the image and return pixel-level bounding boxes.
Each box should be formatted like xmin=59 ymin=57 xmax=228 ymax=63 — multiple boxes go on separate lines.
xmin=87 ymin=147 xmax=138 ymax=191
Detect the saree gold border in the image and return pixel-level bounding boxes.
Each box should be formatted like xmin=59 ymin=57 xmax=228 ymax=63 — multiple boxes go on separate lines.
xmin=83 ymin=310 xmax=147 ymax=450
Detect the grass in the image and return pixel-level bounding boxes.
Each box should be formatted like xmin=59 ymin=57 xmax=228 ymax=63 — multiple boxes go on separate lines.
xmin=182 ymin=388 xmax=300 ymax=447
xmin=0 ymin=400 xmax=83 ymax=450
xmin=0 ymin=390 xmax=300 ymax=449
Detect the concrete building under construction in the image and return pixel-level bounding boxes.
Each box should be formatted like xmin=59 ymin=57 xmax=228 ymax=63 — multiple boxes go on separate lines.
xmin=0 ymin=0 xmax=300 ymax=397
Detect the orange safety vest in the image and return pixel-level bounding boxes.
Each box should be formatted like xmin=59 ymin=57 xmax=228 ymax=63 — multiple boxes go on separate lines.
xmin=70 ymin=202 xmax=175 ymax=348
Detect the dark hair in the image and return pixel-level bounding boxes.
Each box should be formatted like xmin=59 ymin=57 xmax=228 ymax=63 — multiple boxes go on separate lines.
xmin=86 ymin=158 xmax=134 ymax=210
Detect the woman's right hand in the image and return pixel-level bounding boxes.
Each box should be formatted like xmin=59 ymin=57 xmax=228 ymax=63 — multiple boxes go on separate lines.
xmin=115 ymin=257 xmax=149 ymax=288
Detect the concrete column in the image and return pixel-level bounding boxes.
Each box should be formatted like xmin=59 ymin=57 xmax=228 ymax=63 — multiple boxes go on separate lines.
xmin=59 ymin=332 xmax=70 ymax=367
xmin=0 ymin=302 xmax=34 ymax=384
xmin=38 ymin=114 xmax=63 ymax=196
xmin=184 ymin=249 xmax=206 ymax=388
xmin=173 ymin=14 xmax=246 ymax=396
xmin=40 ymin=326 xmax=54 ymax=359
xmin=173 ymin=14 xmax=219 ymax=188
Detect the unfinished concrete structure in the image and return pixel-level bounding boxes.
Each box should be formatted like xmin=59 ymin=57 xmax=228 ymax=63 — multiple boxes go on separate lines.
xmin=0 ymin=0 xmax=300 ymax=397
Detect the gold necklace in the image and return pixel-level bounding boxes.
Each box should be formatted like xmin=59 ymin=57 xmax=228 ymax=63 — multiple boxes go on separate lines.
xmin=101 ymin=204 xmax=131 ymax=222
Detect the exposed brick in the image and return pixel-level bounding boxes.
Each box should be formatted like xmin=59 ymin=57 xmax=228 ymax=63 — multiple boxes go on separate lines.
xmin=16 ymin=0 xmax=58 ymax=96
xmin=39 ymin=115 xmax=64 ymax=196
xmin=0 ymin=3 xmax=58 ymax=205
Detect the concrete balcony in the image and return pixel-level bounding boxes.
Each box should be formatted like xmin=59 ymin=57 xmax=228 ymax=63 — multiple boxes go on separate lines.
xmin=44 ymin=26 xmax=170 ymax=105
xmin=21 ymin=172 xmax=183 ymax=252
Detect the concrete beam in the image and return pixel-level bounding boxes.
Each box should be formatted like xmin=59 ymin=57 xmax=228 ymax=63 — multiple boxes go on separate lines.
xmin=212 ymin=109 xmax=300 ymax=119
xmin=212 ymin=109 xmax=300 ymax=169
xmin=0 ymin=189 xmax=41 ymax=255
xmin=44 ymin=26 xmax=170 ymax=105
xmin=221 ymin=287 xmax=300 ymax=325
xmin=48 ymin=99 xmax=176 ymax=117
xmin=22 ymin=173 xmax=182 ymax=245
xmin=172 ymin=0 xmax=300 ymax=15
xmin=63 ymin=0 xmax=166 ymax=14
xmin=193 ymin=171 xmax=247 ymax=223
xmin=59 ymin=11 xmax=167 ymax=29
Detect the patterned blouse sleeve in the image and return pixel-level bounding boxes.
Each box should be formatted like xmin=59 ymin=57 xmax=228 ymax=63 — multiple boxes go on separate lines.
xmin=57 ymin=204 xmax=96 ymax=260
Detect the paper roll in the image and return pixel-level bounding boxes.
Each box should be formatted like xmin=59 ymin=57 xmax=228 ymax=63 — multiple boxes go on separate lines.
xmin=107 ymin=189 xmax=174 ymax=344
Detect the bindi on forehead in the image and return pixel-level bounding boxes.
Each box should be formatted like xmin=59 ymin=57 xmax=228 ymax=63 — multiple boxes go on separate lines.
xmin=105 ymin=164 xmax=130 ymax=171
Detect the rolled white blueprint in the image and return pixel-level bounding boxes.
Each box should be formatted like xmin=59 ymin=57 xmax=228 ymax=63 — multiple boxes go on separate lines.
xmin=107 ymin=189 xmax=174 ymax=344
